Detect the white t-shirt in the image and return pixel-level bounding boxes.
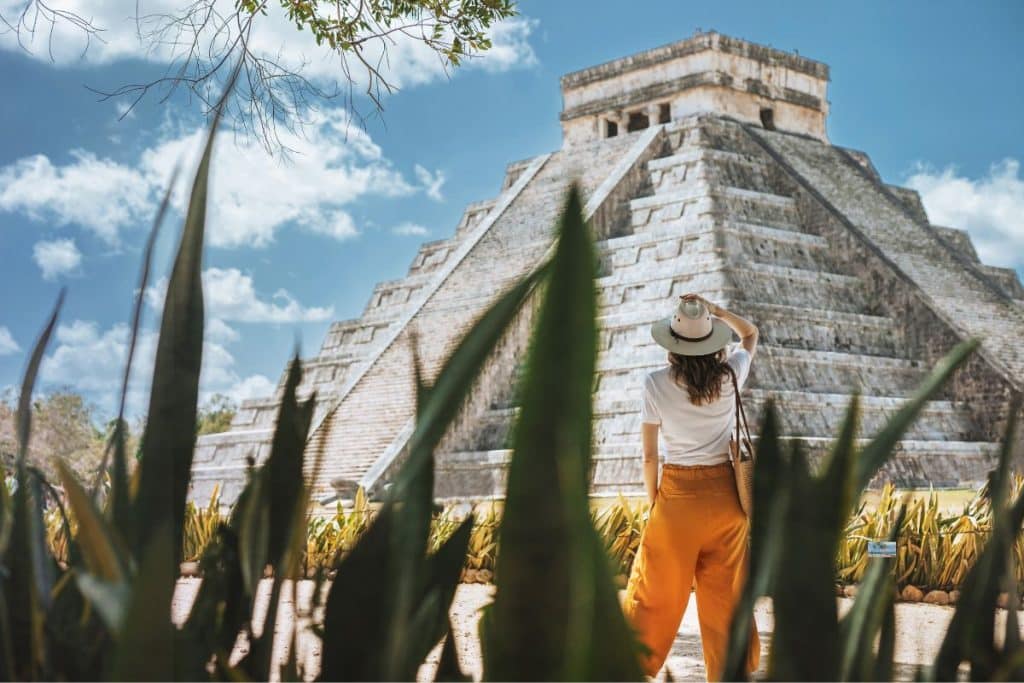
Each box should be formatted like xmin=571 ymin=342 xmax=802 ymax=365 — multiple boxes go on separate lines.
xmin=639 ymin=345 xmax=752 ymax=466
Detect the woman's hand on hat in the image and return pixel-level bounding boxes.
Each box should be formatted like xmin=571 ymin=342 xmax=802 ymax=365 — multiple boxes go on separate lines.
xmin=680 ymin=293 xmax=720 ymax=316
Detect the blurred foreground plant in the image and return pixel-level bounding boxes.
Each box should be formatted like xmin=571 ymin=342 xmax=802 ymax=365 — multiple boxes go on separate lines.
xmin=722 ymin=341 xmax=1023 ymax=680
xmin=0 ymin=91 xmax=641 ymax=678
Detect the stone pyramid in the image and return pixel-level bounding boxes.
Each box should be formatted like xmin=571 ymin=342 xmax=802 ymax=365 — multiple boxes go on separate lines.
xmin=190 ymin=31 xmax=1024 ymax=507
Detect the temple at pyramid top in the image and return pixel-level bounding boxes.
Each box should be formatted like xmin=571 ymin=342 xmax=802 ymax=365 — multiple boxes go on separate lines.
xmin=559 ymin=31 xmax=830 ymax=145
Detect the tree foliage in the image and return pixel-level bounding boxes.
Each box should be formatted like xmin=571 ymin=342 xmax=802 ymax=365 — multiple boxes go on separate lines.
xmin=196 ymin=393 xmax=237 ymax=436
xmin=0 ymin=389 xmax=106 ymax=482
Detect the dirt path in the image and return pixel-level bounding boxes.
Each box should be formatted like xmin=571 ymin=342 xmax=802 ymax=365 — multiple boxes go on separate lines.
xmin=172 ymin=579 xmax=1013 ymax=680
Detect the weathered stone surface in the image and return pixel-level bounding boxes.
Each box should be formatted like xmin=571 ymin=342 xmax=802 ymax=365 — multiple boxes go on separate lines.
xmin=923 ymin=590 xmax=950 ymax=606
xmin=189 ymin=32 xmax=1023 ymax=509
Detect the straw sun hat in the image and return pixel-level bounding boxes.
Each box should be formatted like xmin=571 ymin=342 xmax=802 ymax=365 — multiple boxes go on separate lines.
xmin=650 ymin=297 xmax=732 ymax=356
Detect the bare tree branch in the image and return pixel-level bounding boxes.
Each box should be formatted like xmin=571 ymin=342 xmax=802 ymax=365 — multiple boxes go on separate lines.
xmin=1 ymin=0 xmax=517 ymax=155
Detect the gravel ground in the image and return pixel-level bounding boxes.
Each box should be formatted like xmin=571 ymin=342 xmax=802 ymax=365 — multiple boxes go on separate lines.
xmin=172 ymin=579 xmax=1017 ymax=681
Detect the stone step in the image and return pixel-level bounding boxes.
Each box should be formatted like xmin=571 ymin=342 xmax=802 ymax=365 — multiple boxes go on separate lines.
xmin=433 ymin=437 xmax=999 ymax=500
xmin=319 ymin=317 xmax=401 ymax=356
xmin=738 ymin=302 xmax=904 ymax=357
xmin=599 ymin=301 xmax=904 ymax=359
xmin=750 ymin=346 xmax=928 ymax=394
xmin=596 ymin=220 xmax=830 ymax=275
xmin=723 ymin=220 xmax=826 ymax=248
xmin=595 ymin=262 xmax=869 ymax=314
xmin=750 ymin=126 xmax=1024 ymax=385
xmin=592 ymin=346 xmax=928 ymax=397
xmin=714 ymin=186 xmax=800 ymax=227
xmin=454 ymin=372 xmax=971 ymax=452
xmin=591 ymin=390 xmax=974 ymax=443
xmin=647 ymin=147 xmax=769 ymax=173
xmin=728 ymin=264 xmax=871 ymax=314
xmin=586 ymin=438 xmax=998 ymax=493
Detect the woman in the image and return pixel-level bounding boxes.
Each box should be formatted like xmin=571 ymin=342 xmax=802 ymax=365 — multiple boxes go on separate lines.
xmin=623 ymin=293 xmax=760 ymax=681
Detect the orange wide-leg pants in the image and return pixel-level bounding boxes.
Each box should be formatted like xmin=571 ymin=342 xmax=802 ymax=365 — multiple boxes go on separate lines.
xmin=623 ymin=462 xmax=760 ymax=680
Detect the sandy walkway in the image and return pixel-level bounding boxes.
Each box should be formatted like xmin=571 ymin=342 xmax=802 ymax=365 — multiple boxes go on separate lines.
xmin=172 ymin=579 xmax=1013 ymax=680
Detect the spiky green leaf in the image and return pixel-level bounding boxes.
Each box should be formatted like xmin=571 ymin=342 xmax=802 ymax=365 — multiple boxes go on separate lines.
xmin=485 ymin=186 xmax=642 ymax=680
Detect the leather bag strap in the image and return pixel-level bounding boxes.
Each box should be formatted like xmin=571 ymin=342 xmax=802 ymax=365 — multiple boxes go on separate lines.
xmin=725 ymin=364 xmax=754 ymax=447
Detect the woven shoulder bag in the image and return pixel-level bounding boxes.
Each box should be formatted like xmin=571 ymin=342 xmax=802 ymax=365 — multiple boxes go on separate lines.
xmin=725 ymin=365 xmax=755 ymax=517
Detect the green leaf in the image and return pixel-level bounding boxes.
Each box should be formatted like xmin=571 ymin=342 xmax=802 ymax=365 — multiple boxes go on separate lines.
xmin=398 ymin=516 xmax=475 ymax=679
xmin=178 ymin=525 xmax=247 ymax=678
xmin=4 ymin=290 xmax=63 ymax=679
xmin=237 ymin=472 xmax=270 ymax=599
xmin=263 ymin=356 xmax=315 ymax=568
xmin=767 ymin=442 xmax=841 ymax=681
xmin=873 ymin=594 xmax=897 ymax=683
xmin=855 ymin=339 xmax=979 ymax=490
xmin=56 ymin=459 xmax=129 ymax=583
xmin=101 ymin=164 xmax=180 ymax=537
xmin=74 ymin=574 xmax=130 ymax=636
xmin=821 ymin=392 xmax=861 ymax=538
xmin=320 ymin=222 xmax=547 ymax=680
xmin=434 ymin=624 xmax=471 ymax=683
xmin=933 ymin=396 xmax=1023 ymax=680
xmin=110 ymin=523 xmax=175 ymax=679
xmin=838 ymin=506 xmax=904 ymax=681
xmin=485 ymin=186 xmax=642 ymax=681
xmin=722 ymin=402 xmax=786 ymax=681
xmin=320 ymin=504 xmax=396 ymax=681
xmin=390 ymin=260 xmax=548 ymax=501
xmin=132 ymin=111 xmax=218 ymax=563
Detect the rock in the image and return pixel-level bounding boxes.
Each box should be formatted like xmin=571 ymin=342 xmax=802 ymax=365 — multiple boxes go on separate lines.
xmin=180 ymin=561 xmax=200 ymax=577
xmin=948 ymin=590 xmax=960 ymax=604
xmin=464 ymin=569 xmax=479 ymax=584
xmin=477 ymin=569 xmax=494 ymax=584
xmin=263 ymin=565 xmax=274 ymax=579
xmin=998 ymin=592 xmax=1010 ymax=608
xmin=616 ymin=575 xmax=628 ymax=589
xmin=923 ymin=590 xmax=950 ymax=606
xmin=901 ymin=585 xmax=924 ymax=602
xmin=843 ymin=585 xmax=859 ymax=598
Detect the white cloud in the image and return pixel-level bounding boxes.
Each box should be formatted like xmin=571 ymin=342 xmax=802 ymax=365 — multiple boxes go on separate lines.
xmin=225 ymin=374 xmax=276 ymax=403
xmin=33 ymin=238 xmax=82 ymax=280
xmin=0 ymin=2 xmax=538 ymax=89
xmin=0 ymin=108 xmax=437 ymax=248
xmin=39 ymin=318 xmax=278 ymax=416
xmin=147 ymin=267 xmax=334 ymax=324
xmin=207 ymin=318 xmax=240 ymax=344
xmin=0 ymin=327 xmax=19 ymax=356
xmin=392 ymin=222 xmax=429 ymax=237
xmin=905 ymin=158 xmax=1024 ymax=269
xmin=114 ymin=101 xmax=135 ymax=120
xmin=414 ymin=165 xmax=446 ymax=202
xmin=0 ymin=150 xmax=155 ymax=243
xmin=475 ymin=17 xmax=539 ymax=72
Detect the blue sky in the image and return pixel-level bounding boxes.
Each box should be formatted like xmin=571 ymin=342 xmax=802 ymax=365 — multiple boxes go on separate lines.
xmin=1 ymin=0 xmax=1021 ymax=420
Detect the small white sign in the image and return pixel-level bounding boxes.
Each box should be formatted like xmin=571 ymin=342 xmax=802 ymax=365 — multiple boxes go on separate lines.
xmin=867 ymin=541 xmax=897 ymax=558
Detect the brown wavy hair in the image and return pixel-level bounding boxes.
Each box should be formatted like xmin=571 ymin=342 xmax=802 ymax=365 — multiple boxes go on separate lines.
xmin=668 ymin=349 xmax=731 ymax=406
